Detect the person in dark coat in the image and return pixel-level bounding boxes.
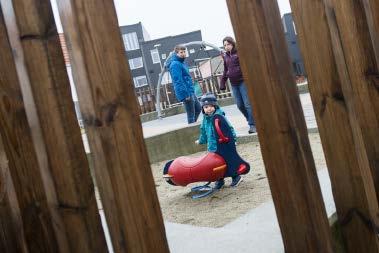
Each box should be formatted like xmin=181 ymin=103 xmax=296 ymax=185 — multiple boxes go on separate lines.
xmin=168 ymin=45 xmax=201 ymax=124
xmin=220 ymin=36 xmax=256 ymax=134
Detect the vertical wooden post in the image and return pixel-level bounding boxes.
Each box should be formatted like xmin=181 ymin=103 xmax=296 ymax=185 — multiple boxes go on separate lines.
xmin=55 ymin=0 xmax=170 ymax=252
xmin=289 ymin=0 xmax=379 ymax=251
xmin=139 ymin=90 xmax=144 ymax=113
xmin=145 ymin=88 xmax=149 ymax=113
xmin=159 ymin=88 xmax=165 ymax=109
xmin=324 ymin=0 xmax=379 ymax=199
xmin=209 ymin=78 xmax=215 ymax=94
xmin=142 ymin=90 xmax=146 ymax=113
xmin=0 ymin=1 xmax=108 ymax=252
xmin=0 ymin=5 xmax=63 ymax=252
xmin=362 ymin=0 xmax=379 ymax=65
xmin=143 ymin=92 xmax=147 ymax=114
xmin=143 ymin=89 xmax=148 ymax=113
xmin=150 ymin=87 xmax=156 ymax=112
xmin=150 ymin=87 xmax=155 ymax=112
xmin=226 ymin=0 xmax=334 ymax=251
xmin=0 ymin=138 xmax=25 ymax=253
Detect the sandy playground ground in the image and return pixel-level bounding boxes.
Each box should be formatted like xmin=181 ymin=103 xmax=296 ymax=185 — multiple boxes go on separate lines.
xmin=150 ymin=133 xmax=327 ymax=228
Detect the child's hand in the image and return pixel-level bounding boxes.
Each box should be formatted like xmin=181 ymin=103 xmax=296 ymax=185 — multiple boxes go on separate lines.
xmin=195 ymin=140 xmax=200 ymax=145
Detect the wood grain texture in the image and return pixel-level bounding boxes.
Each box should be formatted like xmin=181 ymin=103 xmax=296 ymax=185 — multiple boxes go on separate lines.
xmin=0 ymin=137 xmax=26 ymax=253
xmin=290 ymin=0 xmax=379 ymax=251
xmin=324 ymin=0 xmax=379 ymax=202
xmin=55 ymin=0 xmax=169 ymax=252
xmin=226 ymin=0 xmax=334 ymax=252
xmin=362 ymin=0 xmax=379 ymax=66
xmin=0 ymin=4 xmax=62 ymax=252
xmin=0 ymin=0 xmax=108 ymax=252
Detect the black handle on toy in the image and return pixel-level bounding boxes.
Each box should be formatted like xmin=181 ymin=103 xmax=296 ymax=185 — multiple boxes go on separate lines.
xmin=215 ymin=118 xmax=229 ymax=143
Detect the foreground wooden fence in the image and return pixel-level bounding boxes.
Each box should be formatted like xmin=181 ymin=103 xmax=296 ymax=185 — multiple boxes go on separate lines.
xmin=0 ymin=0 xmax=378 ymax=252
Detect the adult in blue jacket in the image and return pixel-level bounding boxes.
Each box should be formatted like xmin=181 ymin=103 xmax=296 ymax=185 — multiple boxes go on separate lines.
xmin=168 ymin=45 xmax=201 ymax=124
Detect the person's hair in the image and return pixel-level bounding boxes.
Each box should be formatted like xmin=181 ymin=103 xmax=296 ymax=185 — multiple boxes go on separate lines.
xmin=174 ymin=44 xmax=186 ymax=53
xmin=222 ymin=36 xmax=236 ymax=50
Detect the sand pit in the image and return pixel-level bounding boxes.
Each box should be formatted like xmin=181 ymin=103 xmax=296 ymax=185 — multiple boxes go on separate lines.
xmin=150 ymin=133 xmax=327 ymax=228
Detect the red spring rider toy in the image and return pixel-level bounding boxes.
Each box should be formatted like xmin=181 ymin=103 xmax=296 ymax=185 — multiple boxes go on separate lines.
xmin=163 ymin=111 xmax=250 ymax=199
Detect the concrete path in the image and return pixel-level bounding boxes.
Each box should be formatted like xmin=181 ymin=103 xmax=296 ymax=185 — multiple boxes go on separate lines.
xmin=142 ymin=93 xmax=316 ymax=138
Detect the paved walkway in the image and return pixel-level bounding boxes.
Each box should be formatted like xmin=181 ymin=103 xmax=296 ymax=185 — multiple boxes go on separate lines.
xmin=142 ymin=93 xmax=316 ymax=138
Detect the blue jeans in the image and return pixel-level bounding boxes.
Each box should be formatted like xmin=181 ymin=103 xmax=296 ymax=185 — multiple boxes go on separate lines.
xmin=231 ymin=82 xmax=255 ymax=126
xmin=183 ymin=94 xmax=201 ymax=124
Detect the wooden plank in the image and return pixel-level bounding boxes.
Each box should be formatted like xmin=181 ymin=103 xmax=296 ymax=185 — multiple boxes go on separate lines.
xmin=362 ymin=0 xmax=379 ymax=65
xmin=0 ymin=187 xmax=19 ymax=253
xmin=0 ymin=1 xmax=108 ymax=252
xmin=324 ymin=0 xmax=379 ymax=200
xmin=0 ymin=4 xmax=63 ymax=252
xmin=55 ymin=1 xmax=170 ymax=252
xmin=289 ymin=0 xmax=379 ymax=251
xmin=226 ymin=0 xmax=334 ymax=251
xmin=0 ymin=137 xmax=26 ymax=253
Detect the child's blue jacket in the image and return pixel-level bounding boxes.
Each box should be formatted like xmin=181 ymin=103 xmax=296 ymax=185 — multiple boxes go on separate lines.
xmin=198 ymin=108 xmax=237 ymax=152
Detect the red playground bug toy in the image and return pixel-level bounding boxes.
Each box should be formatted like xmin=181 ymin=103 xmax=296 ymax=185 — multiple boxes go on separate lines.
xmin=163 ymin=114 xmax=250 ymax=199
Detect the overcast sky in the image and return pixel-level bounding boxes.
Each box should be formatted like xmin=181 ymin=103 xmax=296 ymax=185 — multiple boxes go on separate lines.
xmin=52 ymin=0 xmax=292 ymax=46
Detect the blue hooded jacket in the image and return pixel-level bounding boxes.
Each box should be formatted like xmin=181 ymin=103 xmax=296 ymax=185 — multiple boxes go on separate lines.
xmin=167 ymin=54 xmax=195 ymax=102
xmin=198 ymin=108 xmax=237 ymax=152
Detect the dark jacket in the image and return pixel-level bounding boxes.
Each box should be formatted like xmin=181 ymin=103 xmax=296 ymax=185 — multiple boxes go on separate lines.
xmin=167 ymin=54 xmax=195 ymax=102
xmin=220 ymin=50 xmax=244 ymax=90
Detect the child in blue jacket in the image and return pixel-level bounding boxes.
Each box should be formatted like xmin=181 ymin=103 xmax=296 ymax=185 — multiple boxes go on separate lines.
xmin=195 ymin=93 xmax=243 ymax=189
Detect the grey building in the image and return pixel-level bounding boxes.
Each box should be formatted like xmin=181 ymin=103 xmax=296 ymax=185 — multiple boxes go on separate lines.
xmin=119 ymin=23 xmax=220 ymax=90
xmin=119 ymin=23 xmax=222 ymax=112
xmin=282 ymin=13 xmax=306 ymax=76
xmin=119 ymin=22 xmax=151 ymax=90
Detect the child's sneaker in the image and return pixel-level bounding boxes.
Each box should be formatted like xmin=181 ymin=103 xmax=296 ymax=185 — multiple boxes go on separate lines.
xmin=230 ymin=175 xmax=243 ymax=187
xmin=214 ymin=179 xmax=225 ymax=190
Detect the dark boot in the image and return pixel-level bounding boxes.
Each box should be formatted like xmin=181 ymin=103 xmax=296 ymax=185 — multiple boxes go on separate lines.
xmin=248 ymin=125 xmax=256 ymax=134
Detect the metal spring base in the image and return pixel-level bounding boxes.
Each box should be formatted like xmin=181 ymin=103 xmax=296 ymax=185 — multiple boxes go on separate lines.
xmin=190 ymin=182 xmax=215 ymax=199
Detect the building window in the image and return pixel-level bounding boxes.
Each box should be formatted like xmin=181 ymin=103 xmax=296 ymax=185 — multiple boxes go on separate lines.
xmin=128 ymin=57 xmax=143 ymax=69
xmin=292 ymin=21 xmax=297 ymax=35
xmin=161 ymin=53 xmax=167 ymax=60
xmin=133 ymin=75 xmax=148 ymax=88
xmin=189 ymin=49 xmax=195 ymax=54
xmin=151 ymin=49 xmax=160 ymax=64
xmin=122 ymin=32 xmax=139 ymax=51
